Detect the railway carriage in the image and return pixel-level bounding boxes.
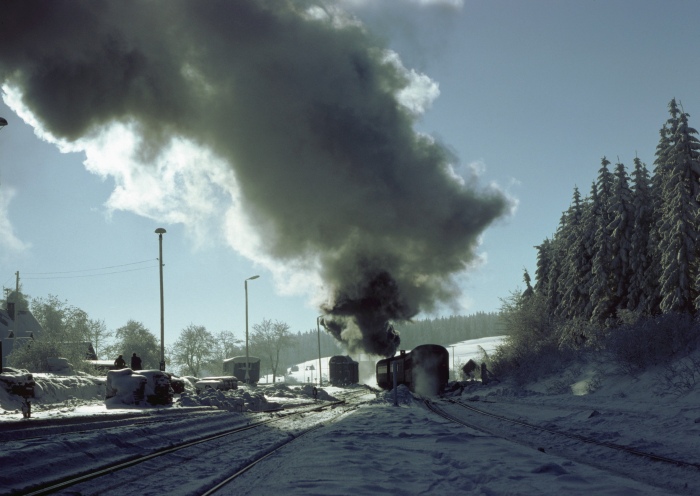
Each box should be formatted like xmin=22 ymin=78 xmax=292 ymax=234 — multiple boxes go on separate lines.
xmin=329 ymin=355 xmax=359 ymax=386
xmin=224 ymin=356 xmax=261 ymax=384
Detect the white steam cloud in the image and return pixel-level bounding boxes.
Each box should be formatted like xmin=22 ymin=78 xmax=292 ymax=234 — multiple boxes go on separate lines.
xmin=0 ymin=0 xmax=508 ymax=357
xmin=0 ymin=186 xmax=29 ymax=255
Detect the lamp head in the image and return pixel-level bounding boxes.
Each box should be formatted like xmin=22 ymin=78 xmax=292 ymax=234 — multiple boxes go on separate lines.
xmin=155 ymin=228 xmax=166 ymax=234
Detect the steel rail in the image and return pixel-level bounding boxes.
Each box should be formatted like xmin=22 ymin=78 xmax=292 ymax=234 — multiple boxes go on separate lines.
xmin=426 ymin=398 xmax=700 ymax=471
xmin=21 ymin=398 xmax=351 ymax=496
xmin=201 ymin=424 xmax=326 ymax=496
xmin=202 ymin=400 xmax=364 ymax=495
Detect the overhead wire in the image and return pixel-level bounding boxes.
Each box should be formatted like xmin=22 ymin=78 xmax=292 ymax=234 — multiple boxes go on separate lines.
xmin=19 ymin=259 xmax=159 ymax=280
xmin=2 ymin=273 xmax=15 ymax=287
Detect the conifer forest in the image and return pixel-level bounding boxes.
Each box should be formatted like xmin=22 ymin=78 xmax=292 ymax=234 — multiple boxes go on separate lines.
xmin=493 ymin=99 xmax=700 ymax=382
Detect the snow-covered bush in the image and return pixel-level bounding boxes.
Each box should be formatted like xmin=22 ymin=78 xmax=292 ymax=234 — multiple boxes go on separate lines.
xmin=657 ymin=354 xmax=700 ymax=396
xmin=491 ymin=285 xmax=700 ymax=384
xmin=284 ymin=375 xmax=300 ymax=385
xmin=6 ymin=340 xmax=95 ymax=374
xmin=605 ymin=313 xmax=699 ymax=373
xmin=490 ymin=292 xmax=574 ymax=385
xmin=557 ymin=317 xmax=606 ymax=352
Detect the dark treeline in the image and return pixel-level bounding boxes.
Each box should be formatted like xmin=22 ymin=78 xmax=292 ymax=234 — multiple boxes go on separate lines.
xmin=284 ymin=312 xmax=502 ymax=366
xmin=395 ymin=312 xmax=502 ymax=351
xmin=492 ymin=99 xmax=700 ymax=383
xmin=285 ymin=329 xmax=345 ymax=366
xmin=531 ymin=99 xmax=700 ymax=324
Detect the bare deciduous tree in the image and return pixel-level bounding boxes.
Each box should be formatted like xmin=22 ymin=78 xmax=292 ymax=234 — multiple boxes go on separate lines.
xmin=86 ymin=318 xmax=112 ymax=359
xmin=251 ymin=319 xmax=292 ymax=383
xmin=171 ymin=324 xmax=216 ymax=377
xmin=202 ymin=330 xmax=244 ymax=376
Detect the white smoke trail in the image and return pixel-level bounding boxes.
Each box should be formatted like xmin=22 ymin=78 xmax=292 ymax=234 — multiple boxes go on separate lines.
xmin=0 ymin=1 xmax=508 ymax=356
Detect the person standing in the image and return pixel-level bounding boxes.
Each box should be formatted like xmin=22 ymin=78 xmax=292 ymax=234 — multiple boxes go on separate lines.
xmin=131 ymin=352 xmax=142 ymax=370
xmin=21 ymin=398 xmax=31 ymax=419
xmin=114 ymin=354 xmax=126 ymax=369
xmin=480 ymin=362 xmax=489 ymax=385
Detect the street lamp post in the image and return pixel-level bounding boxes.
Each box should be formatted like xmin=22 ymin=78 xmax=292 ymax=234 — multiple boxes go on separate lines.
xmin=0 ymin=117 xmax=7 ymax=190
xmin=316 ymin=316 xmax=323 ymax=387
xmin=155 ymin=228 xmax=166 ymax=371
xmin=244 ymin=275 xmax=260 ymax=384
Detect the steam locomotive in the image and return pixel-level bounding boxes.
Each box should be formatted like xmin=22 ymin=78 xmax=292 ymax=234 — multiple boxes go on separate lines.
xmin=376 ymin=344 xmax=449 ymax=396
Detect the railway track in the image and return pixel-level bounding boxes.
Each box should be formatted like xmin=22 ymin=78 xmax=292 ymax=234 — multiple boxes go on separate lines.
xmin=0 ymin=406 xmax=220 ymax=443
xmin=200 ymin=422 xmax=328 ymax=496
xmin=451 ymin=398 xmax=700 ymax=469
xmin=200 ymin=388 xmax=377 ymax=495
xmin=424 ymin=397 xmax=700 ymax=495
xmin=12 ymin=392 xmax=371 ymax=496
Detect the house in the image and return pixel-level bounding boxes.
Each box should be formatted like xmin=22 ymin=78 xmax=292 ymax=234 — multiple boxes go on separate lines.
xmin=0 ymin=303 xmax=44 ymax=369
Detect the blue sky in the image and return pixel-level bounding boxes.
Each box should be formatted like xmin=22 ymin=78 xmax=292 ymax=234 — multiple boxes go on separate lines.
xmin=1 ymin=0 xmax=699 ymax=353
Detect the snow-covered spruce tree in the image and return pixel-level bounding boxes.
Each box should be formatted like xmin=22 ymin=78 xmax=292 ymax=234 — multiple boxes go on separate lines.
xmin=607 ymin=161 xmax=635 ymax=313
xmin=522 ymin=268 xmax=534 ymax=299
xmin=576 ymin=184 xmax=599 ymax=321
xmin=590 ymin=157 xmax=616 ymax=323
xmin=649 ymin=99 xmax=682 ymax=314
xmin=671 ymin=106 xmax=700 ymax=311
xmin=534 ymin=238 xmax=552 ymax=298
xmin=547 ymin=224 xmax=566 ymax=314
xmin=657 ymin=104 xmax=700 ymax=314
xmin=557 ymin=187 xmax=589 ymax=320
xmin=628 ymin=157 xmax=656 ymax=314
xmin=534 ymin=237 xmax=564 ymax=315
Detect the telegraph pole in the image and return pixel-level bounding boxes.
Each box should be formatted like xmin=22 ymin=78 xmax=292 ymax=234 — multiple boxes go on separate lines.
xmin=316 ymin=316 xmax=323 ymax=387
xmin=155 ymin=228 xmax=166 ymax=371
xmin=0 ymin=117 xmax=7 ymax=187
xmin=13 ymin=271 xmax=19 ymax=334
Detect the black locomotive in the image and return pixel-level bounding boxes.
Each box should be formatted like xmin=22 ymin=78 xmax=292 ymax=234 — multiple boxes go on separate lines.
xmin=328 ymin=355 xmax=359 ymax=386
xmin=376 ymin=344 xmax=449 ymax=396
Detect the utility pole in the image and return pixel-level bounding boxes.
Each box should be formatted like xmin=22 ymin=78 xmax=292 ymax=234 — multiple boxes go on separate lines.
xmin=244 ymin=275 xmax=260 ymax=384
xmin=0 ymin=119 xmax=8 ymax=369
xmin=0 ymin=117 xmax=7 ymax=187
xmin=155 ymin=229 xmax=166 ymax=371
xmin=316 ymin=316 xmax=323 ymax=387
xmin=12 ymin=271 xmax=19 ymax=334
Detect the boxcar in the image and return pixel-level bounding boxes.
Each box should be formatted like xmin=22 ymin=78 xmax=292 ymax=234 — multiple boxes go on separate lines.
xmin=224 ymin=356 xmax=261 ymax=384
xmin=329 ymin=355 xmax=359 ymax=386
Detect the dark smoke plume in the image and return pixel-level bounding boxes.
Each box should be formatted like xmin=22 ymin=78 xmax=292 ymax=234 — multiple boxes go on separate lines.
xmin=0 ymin=1 xmax=509 ymax=357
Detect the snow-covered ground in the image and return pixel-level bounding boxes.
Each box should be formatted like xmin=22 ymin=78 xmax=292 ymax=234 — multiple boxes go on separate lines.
xmin=1 ymin=337 xmax=699 ymax=495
